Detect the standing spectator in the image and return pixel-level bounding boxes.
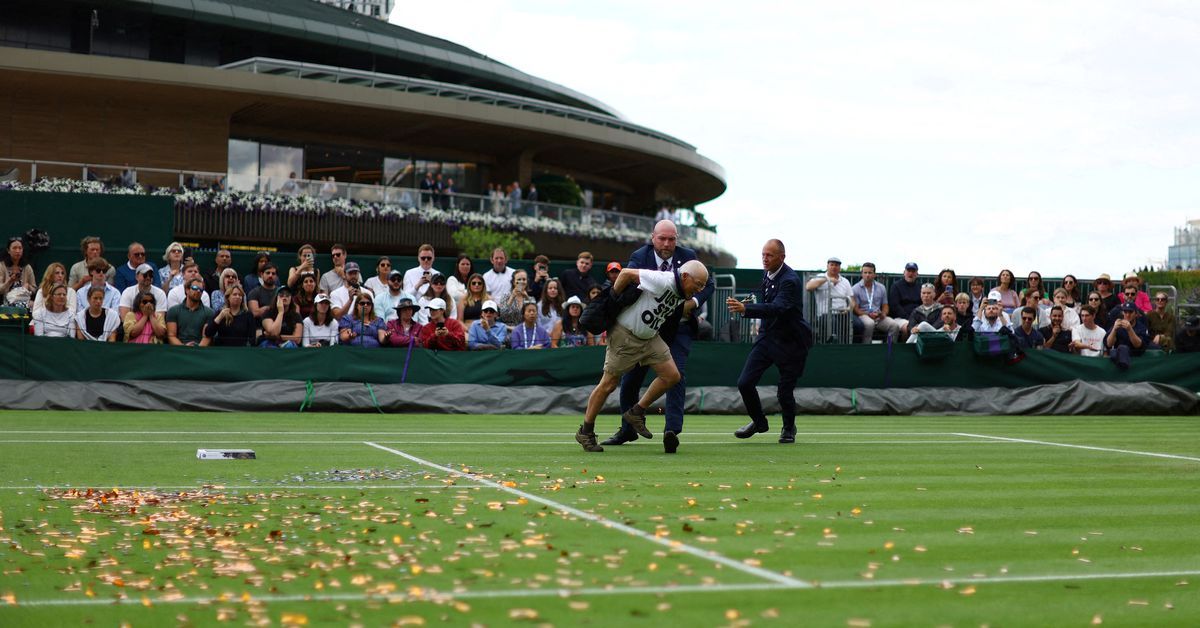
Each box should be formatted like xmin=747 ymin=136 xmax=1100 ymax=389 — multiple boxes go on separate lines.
xmin=1041 ymin=305 xmax=1073 ymax=353
xmin=76 ymin=259 xmax=121 ymax=313
xmin=655 ymin=206 xmax=677 ymax=224
xmin=432 ymin=173 xmax=445 ymax=209
xmin=293 ymin=272 xmax=319 ymax=318
xmin=364 ymin=256 xmax=392 ymax=296
xmin=1011 ymin=307 xmax=1046 ymax=350
xmin=443 ymin=177 xmax=456 ymax=209
xmin=935 ymin=269 xmax=958 ymax=305
xmin=68 ymin=237 xmax=114 ymax=289
xmin=158 ymin=242 xmax=186 ymax=292
xmin=210 ymin=268 xmax=240 ymax=312
xmin=851 ymin=262 xmax=902 ymax=343
xmin=559 ymin=252 xmax=598 ymax=300
xmin=204 ymin=284 xmax=255 ymax=347
xmin=338 ymin=292 xmax=386 ymax=348
xmin=329 ymin=262 xmax=365 ymax=319
xmin=0 ymin=237 xmax=37 ymax=306
xmin=457 ymin=273 xmax=490 ymax=328
xmin=31 ymin=284 xmax=76 ymax=337
xmin=403 ymin=245 xmax=437 ymax=296
xmin=510 ymin=302 xmax=550 ymax=349
xmin=1145 ymin=291 xmax=1176 ymax=351
xmin=382 ymin=296 xmax=424 ymax=348
xmin=243 ymin=252 xmax=272 ymax=294
xmin=536 ymin=278 xmax=564 ymax=335
xmin=205 ymin=249 xmax=233 ymax=294
xmin=303 ymin=294 xmax=339 ymax=347
xmin=993 ymin=269 xmax=1020 ymax=313
xmin=509 ymin=181 xmax=523 ymax=213
xmin=1060 ymin=274 xmax=1082 ymax=309
xmin=319 ymin=176 xmax=337 ymax=200
xmin=165 ymin=278 xmax=213 ymax=346
xmin=247 ymin=264 xmax=281 ymax=318
xmin=888 ymin=262 xmax=922 ymax=322
xmin=165 ymin=264 xmax=212 ymax=309
xmin=1119 ymin=273 xmax=1152 ymax=312
xmin=113 ymin=242 xmax=152 ymax=293
xmin=416 ymin=274 xmax=456 ymax=324
xmin=1174 ymin=316 xmax=1200 ymax=353
xmin=446 ymin=254 xmax=474 ymax=305
xmin=1094 ymin=274 xmax=1119 ymax=315
xmin=118 ymin=264 xmax=167 ymax=318
xmin=496 ymin=269 xmax=533 ymax=326
xmin=419 ymin=171 xmax=434 ymax=207
xmin=552 ymin=296 xmax=592 ymax=348
xmin=1022 ymin=272 xmax=1050 ymax=306
xmin=1106 ymin=303 xmax=1150 ymax=368
xmin=259 ymin=286 xmax=302 ymax=348
xmin=280 ymin=171 xmax=300 ymax=196
xmin=483 ymin=248 xmax=515 ymax=302
xmin=528 ymin=254 xmax=551 ymax=301
xmin=287 ymin=244 xmax=319 ymax=290
xmin=123 ymin=290 xmax=166 ymax=344
xmin=32 ymin=263 xmax=77 ymax=317
xmin=1070 ymin=306 xmax=1106 ymax=356
xmin=466 ymin=300 xmax=507 ymax=350
xmin=74 ymin=285 xmax=120 ymax=342
xmin=527 ymin=183 xmax=538 ymax=204
xmin=419 ymin=298 xmax=466 ymax=350
xmin=319 ymin=244 xmax=349 ymax=294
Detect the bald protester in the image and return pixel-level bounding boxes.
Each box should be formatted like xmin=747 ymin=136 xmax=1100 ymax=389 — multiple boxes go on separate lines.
xmin=575 ymin=259 xmax=710 ymax=453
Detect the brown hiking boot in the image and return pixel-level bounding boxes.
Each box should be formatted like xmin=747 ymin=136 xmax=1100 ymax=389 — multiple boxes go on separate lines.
xmin=576 ymin=424 xmax=604 ymax=452
xmin=621 ymin=405 xmax=653 ymax=439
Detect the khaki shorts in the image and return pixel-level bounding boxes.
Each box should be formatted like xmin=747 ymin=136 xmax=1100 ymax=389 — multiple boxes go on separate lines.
xmin=603 ymin=324 xmax=672 ymax=375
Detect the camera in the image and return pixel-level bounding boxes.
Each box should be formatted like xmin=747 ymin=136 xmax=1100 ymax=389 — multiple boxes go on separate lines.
xmin=305 ymin=252 xmax=314 ymax=262
xmin=436 ymin=321 xmax=446 ymax=329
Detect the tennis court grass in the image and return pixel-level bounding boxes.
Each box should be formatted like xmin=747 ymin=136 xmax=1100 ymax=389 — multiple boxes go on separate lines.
xmin=0 ymin=411 xmax=1197 ymax=626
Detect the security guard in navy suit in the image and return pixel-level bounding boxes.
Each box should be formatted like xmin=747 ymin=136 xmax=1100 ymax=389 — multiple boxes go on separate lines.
xmin=602 ymin=220 xmax=716 ymax=453
xmin=726 ymin=239 xmax=813 ymax=443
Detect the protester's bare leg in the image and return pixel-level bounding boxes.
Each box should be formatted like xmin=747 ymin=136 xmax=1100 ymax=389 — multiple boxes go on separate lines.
xmin=635 ymin=359 xmax=681 ymax=411
xmin=584 ymin=372 xmax=621 ymax=427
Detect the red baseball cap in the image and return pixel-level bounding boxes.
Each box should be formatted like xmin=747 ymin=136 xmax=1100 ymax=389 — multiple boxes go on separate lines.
xmin=606 ymin=262 xmax=622 ymax=272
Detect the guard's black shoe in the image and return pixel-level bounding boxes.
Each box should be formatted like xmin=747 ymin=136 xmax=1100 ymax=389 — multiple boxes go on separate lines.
xmin=734 ymin=420 xmax=769 ymax=439
xmin=663 ymin=431 xmax=679 ymax=454
xmin=600 ymin=429 xmax=638 ymax=446
xmin=575 ymin=424 xmax=604 ymax=452
xmin=622 ymin=405 xmax=654 ymax=439
xmin=779 ymin=426 xmax=797 ymax=444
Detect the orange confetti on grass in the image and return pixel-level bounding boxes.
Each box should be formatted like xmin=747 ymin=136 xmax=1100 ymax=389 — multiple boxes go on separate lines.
xmin=725 ymin=609 xmax=740 ymax=620
xmin=280 ymin=612 xmax=309 ymax=625
xmin=959 ymin=586 xmax=976 ymax=596
xmin=508 ymin=608 xmax=539 ymax=620
xmin=393 ymin=617 xmax=425 ymax=626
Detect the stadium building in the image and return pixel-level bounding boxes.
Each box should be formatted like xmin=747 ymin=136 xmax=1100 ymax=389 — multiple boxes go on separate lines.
xmin=0 ymin=0 xmax=729 ymax=263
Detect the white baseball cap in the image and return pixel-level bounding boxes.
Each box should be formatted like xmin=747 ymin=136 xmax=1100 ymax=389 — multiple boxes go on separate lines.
xmin=481 ymin=300 xmax=498 ymax=312
xmin=425 ymin=297 xmax=447 ymax=310
xmin=986 ymin=290 xmax=1002 ymax=303
xmin=135 ymin=263 xmax=155 ymax=275
xmin=564 ymin=296 xmax=583 ymax=307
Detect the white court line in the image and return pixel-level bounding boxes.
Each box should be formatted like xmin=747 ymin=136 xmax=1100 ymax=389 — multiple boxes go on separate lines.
xmin=955 ymin=433 xmax=1200 ymax=463
xmin=0 ymin=430 xmax=960 ymax=436
xmin=7 ymin=568 xmax=1200 ymax=608
xmin=363 ymin=441 xmax=808 ymax=588
xmin=0 ymin=439 xmax=1013 ymax=445
xmin=0 ymin=485 xmax=472 ymax=491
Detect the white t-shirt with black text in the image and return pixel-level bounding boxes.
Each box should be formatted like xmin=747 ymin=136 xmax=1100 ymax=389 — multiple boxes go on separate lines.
xmin=617 ymin=269 xmax=683 ymax=340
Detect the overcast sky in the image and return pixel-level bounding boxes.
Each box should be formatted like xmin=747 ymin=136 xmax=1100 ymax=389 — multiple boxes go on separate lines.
xmin=393 ymin=1 xmax=1200 ymax=277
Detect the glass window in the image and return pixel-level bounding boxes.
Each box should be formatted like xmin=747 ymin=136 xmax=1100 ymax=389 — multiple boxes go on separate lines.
xmin=259 ymin=144 xmax=304 ymax=193
xmin=227 ymin=139 xmax=259 ymax=192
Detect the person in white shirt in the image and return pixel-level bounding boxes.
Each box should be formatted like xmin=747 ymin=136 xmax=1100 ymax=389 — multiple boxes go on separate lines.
xmin=75 ymin=285 xmax=121 ymax=342
xmin=363 ymin=256 xmax=393 ymax=296
xmin=302 ymin=294 xmax=339 ymax=347
xmin=403 ymin=244 xmax=437 ymax=296
xmin=1050 ymin=288 xmax=1080 ymax=331
xmin=165 ymin=263 xmax=211 ymax=310
xmin=329 ymin=262 xmax=366 ymax=319
xmin=1071 ymin=306 xmax=1107 ymax=357
xmin=972 ymin=297 xmax=1011 ymax=333
xmin=31 ymin=283 xmax=76 ymax=338
xmin=483 ymin=247 xmax=515 ymax=303
xmin=805 ymin=257 xmax=854 ymax=316
xmin=118 ymin=264 xmax=168 ymax=318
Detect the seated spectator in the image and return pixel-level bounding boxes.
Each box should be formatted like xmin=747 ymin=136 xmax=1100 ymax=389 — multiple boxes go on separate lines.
xmin=1106 ymin=302 xmax=1150 ymax=369
xmin=1094 ymin=273 xmax=1119 ymax=314
xmin=204 ymin=284 xmax=256 ymax=347
xmin=339 ymin=291 xmax=386 ymax=348
xmin=123 ymin=290 xmax=166 ymax=343
xmin=560 ymin=252 xmax=598 ymax=300
xmin=1175 ymin=316 xmax=1200 ymax=353
xmin=457 ymin=273 xmax=490 ymax=328
xmin=1019 ymin=290 xmax=1049 ymax=328
xmin=1109 ymin=283 xmax=1150 ymax=337
xmin=1041 ymin=305 xmax=1073 ymax=353
xmin=293 ymin=272 xmax=319 ymax=319
xmin=247 ymin=263 xmax=281 ymax=318
xmin=383 ymin=295 xmax=424 ymax=348
xmin=536 ymin=278 xmax=564 ymax=335
xmin=329 ymin=262 xmax=365 ymax=319
xmin=419 ymin=297 xmax=466 ymax=350
xmin=243 ymin=251 xmax=272 ymax=294
xmin=908 ymin=283 xmax=942 ymax=331
xmin=907 ymin=304 xmax=972 ymax=343
xmin=1118 ymin=272 xmax=1151 ymax=312
xmin=165 ymin=278 xmax=213 ymax=347
xmin=993 ymin=269 xmax=1020 ymax=313
xmin=114 ymin=242 xmax=153 ymax=293
xmin=31 ymin=284 xmax=76 ymax=337
xmin=364 ymin=256 xmax=392 ymax=296
xmin=496 ymin=269 xmax=534 ymax=326
xmin=604 ymin=262 xmax=621 ymax=288
xmin=165 ymin=264 xmax=211 ymax=309
xmin=320 ymin=244 xmax=348 ymax=294
xmin=0 ymin=237 xmax=37 ymax=307
xmin=467 ymin=300 xmax=507 ymax=350
xmin=1050 ymin=288 xmax=1080 ymax=330
xmin=587 ymin=284 xmax=603 ymax=304
xmin=118 ymin=264 xmax=167 ymax=318
xmin=1060 ymin=274 xmax=1082 ymax=310
xmin=259 ymin=286 xmax=302 ymax=348
xmin=416 ymin=274 xmax=457 ymax=324
xmin=935 ymin=268 xmax=957 ymax=305
xmin=1011 ymin=306 xmax=1045 ymax=350
xmin=1146 ymin=291 xmax=1175 ymax=351
xmin=374 ymin=270 xmax=407 ymax=323
xmin=158 ymin=242 xmax=186 ymax=292
xmin=1021 ymin=271 xmax=1051 ymax=307
xmin=69 ymin=237 xmax=115 ymax=289
xmin=75 ymin=258 xmax=121 ymax=313
xmin=851 ymin=262 xmax=902 ymax=342
xmin=889 ymin=262 xmax=922 ymax=322
xmin=1084 ymin=291 xmax=1110 ymax=330
xmin=966 ymin=276 xmax=986 ymax=314
xmin=303 ymin=294 xmax=339 ymax=347
xmin=972 ymin=294 xmax=1011 ymax=333
xmin=446 ymin=253 xmax=474 ymax=305
xmin=1070 ymin=305 xmax=1106 ymax=356
xmin=528 ymin=254 xmax=551 ymax=301
xmin=74 ymin=284 xmax=120 ymax=342
xmin=287 ymin=244 xmax=320 ymax=290
xmin=33 ymin=263 xmax=77 ymax=316
xmin=209 ymin=268 xmax=240 ymax=311
xmin=552 ymin=296 xmax=593 ymax=348
xmin=510 ymin=302 xmax=550 ymax=349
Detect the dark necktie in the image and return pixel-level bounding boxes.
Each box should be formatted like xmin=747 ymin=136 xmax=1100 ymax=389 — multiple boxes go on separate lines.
xmin=660 ymin=260 xmax=670 ymax=271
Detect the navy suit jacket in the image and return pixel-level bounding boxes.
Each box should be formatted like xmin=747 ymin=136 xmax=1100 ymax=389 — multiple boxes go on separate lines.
xmin=742 ymin=263 xmax=813 ymax=351
xmin=626 ymin=244 xmax=715 ymax=341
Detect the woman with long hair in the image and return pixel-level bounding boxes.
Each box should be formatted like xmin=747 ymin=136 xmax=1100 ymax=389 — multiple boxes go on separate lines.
xmin=1085 ymin=291 xmax=1110 ymax=330
xmin=204 ymin=284 xmax=256 ymax=346
xmin=338 ymin=291 xmax=386 ymax=348
xmin=243 ymin=251 xmax=272 ymax=293
xmin=33 ymin=262 xmax=77 ymax=316
xmin=0 ymin=237 xmax=36 ymax=306
xmin=457 ymin=272 xmax=490 ymax=328
xmin=158 ymin=241 xmax=185 ymax=291
xmin=1021 ymin=271 xmax=1051 ymax=307
xmin=552 ymin=296 xmax=592 ymax=348
xmin=496 ymin=269 xmax=533 ymax=326
xmin=1060 ymin=274 xmax=1081 ymax=310
xmin=537 ymin=278 xmax=565 ymax=335
xmin=75 ymin=284 xmax=120 ymax=342
xmin=993 ymin=269 xmax=1020 ymax=313
xmin=416 ymin=274 xmax=456 ymax=324
xmin=303 ymin=294 xmax=339 ymax=347
xmin=293 ymin=272 xmax=319 ymax=318
xmin=287 ymin=243 xmax=320 ymax=289
xmin=935 ymin=268 xmax=957 ymax=306
xmin=447 ymin=254 xmax=473 ymax=304
xmin=260 ymin=287 xmax=303 ymax=348
xmin=31 ymin=284 xmax=76 ymax=337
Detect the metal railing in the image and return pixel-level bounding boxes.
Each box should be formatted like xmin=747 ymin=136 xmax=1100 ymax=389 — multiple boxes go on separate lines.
xmin=218 ymin=57 xmax=697 ymax=151
xmin=0 ymin=158 xmax=223 ymax=190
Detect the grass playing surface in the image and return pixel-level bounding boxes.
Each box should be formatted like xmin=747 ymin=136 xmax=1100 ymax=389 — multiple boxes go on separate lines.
xmin=0 ymin=411 xmax=1198 ymax=626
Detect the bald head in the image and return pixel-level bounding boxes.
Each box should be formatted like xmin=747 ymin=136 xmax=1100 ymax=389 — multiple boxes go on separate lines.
xmin=761 ymin=240 xmax=785 ymax=273
xmin=652 ymin=220 xmax=679 ymax=260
